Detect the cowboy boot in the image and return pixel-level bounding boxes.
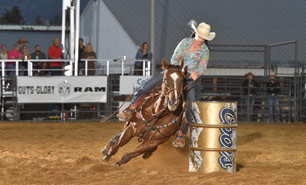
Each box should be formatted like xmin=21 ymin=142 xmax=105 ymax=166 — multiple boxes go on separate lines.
xmin=116 ymin=93 xmax=148 ymax=121
xmin=116 ymin=104 xmax=136 ymax=121
xmin=173 ymin=130 xmax=185 ymax=148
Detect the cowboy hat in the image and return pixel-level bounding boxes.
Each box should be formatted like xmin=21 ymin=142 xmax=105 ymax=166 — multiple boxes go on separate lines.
xmin=245 ymin=72 xmax=254 ymax=77
xmin=196 ymin=22 xmax=216 ymax=41
xmin=17 ymin=38 xmax=28 ymax=44
xmin=269 ymin=73 xmax=276 ymax=77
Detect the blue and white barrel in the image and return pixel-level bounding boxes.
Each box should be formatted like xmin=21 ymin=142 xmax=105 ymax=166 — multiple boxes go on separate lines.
xmin=189 ymin=101 xmax=237 ymax=173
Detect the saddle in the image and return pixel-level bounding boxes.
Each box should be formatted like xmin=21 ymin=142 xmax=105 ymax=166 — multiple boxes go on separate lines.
xmin=118 ymin=85 xmax=162 ymax=122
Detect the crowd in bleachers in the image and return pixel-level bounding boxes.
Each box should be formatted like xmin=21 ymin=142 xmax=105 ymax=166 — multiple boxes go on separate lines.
xmin=0 ymin=37 xmax=97 ymax=76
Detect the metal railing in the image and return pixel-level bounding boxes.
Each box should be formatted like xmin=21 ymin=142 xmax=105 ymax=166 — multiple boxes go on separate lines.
xmin=0 ymin=59 xmax=152 ymax=77
xmin=197 ymin=76 xmax=296 ymax=123
xmin=0 ymin=58 xmax=152 ymax=121
xmin=79 ymin=59 xmax=151 ymax=76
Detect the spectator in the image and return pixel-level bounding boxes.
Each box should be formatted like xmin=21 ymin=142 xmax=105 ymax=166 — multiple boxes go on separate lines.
xmin=21 ymin=45 xmax=31 ymax=60
xmin=31 ymin=45 xmax=47 ymax=76
xmin=21 ymin=45 xmax=31 ymax=75
xmin=134 ymin=42 xmax=152 ymax=75
xmin=242 ymin=72 xmax=259 ymax=122
xmin=78 ymin=38 xmax=85 ymax=74
xmin=80 ymin=43 xmax=96 ymax=76
xmin=0 ymin=44 xmax=8 ymax=59
xmin=79 ymin=38 xmax=85 ymax=58
xmin=8 ymin=44 xmax=21 ymax=60
xmin=267 ymin=74 xmax=280 ymax=123
xmin=47 ymin=38 xmax=62 ymax=118
xmin=48 ymin=37 xmax=63 ymax=76
xmin=17 ymin=38 xmax=28 ymax=49
xmin=7 ymin=44 xmax=23 ymax=76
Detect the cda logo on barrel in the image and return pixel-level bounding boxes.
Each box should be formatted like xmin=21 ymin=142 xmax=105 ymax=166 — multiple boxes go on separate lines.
xmin=189 ymin=101 xmax=237 ymax=174
xmin=218 ymin=107 xmax=236 ymax=171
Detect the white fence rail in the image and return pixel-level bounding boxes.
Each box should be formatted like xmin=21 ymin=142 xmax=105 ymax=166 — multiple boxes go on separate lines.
xmin=0 ymin=59 xmax=151 ymax=77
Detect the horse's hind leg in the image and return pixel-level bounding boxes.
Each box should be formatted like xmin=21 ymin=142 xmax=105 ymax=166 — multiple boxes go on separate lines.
xmin=116 ymin=138 xmax=167 ymax=166
xmin=142 ymin=146 xmax=157 ymax=159
xmin=103 ymin=124 xmax=134 ymax=161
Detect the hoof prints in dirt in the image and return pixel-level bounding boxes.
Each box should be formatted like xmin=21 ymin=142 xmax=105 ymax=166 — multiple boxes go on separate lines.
xmin=238 ymin=132 xmax=263 ymax=145
xmin=75 ymin=156 xmax=95 ymax=165
xmin=89 ymin=164 xmax=117 ymax=172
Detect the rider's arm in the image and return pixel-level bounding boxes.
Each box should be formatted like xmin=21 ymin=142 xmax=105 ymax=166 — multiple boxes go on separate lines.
xmin=170 ymin=39 xmax=186 ymax=65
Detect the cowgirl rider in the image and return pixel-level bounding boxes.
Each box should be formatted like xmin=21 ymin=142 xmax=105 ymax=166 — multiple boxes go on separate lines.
xmin=117 ymin=22 xmax=215 ymax=148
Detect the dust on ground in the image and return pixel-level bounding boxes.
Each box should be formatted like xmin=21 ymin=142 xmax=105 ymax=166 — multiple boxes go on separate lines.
xmin=1 ymin=122 xmax=306 ymax=185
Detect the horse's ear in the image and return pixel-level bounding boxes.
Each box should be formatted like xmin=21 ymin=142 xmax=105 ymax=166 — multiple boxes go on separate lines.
xmin=179 ymin=59 xmax=184 ymax=68
xmin=162 ymin=58 xmax=168 ymax=70
xmin=182 ymin=66 xmax=188 ymax=75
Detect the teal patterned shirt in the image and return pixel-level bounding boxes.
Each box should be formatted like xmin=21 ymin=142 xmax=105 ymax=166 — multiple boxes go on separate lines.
xmin=170 ymin=37 xmax=209 ymax=75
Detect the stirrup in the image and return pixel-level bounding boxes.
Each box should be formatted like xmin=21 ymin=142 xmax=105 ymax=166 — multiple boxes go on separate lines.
xmin=173 ymin=136 xmax=185 ymax=148
xmin=173 ymin=131 xmax=185 ymax=148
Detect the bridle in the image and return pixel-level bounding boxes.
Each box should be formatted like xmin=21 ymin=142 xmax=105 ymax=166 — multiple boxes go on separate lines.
xmin=161 ymin=70 xmax=185 ymax=98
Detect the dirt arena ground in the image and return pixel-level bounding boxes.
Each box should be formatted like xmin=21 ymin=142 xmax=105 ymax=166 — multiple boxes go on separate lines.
xmin=1 ymin=121 xmax=306 ymax=185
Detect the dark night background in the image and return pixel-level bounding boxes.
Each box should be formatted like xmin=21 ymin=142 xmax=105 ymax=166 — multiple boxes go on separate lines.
xmin=0 ymin=0 xmax=90 ymax=25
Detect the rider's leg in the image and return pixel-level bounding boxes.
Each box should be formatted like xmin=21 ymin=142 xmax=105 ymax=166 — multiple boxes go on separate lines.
xmin=117 ymin=74 xmax=164 ymax=120
xmin=173 ymin=78 xmax=196 ymax=148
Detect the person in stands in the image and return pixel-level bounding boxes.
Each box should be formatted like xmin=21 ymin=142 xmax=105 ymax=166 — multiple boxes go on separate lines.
xmin=48 ymin=37 xmax=63 ymax=76
xmin=7 ymin=44 xmax=23 ymax=76
xmin=267 ymin=74 xmax=281 ymax=123
xmin=134 ymin=42 xmax=152 ymax=76
xmin=0 ymin=44 xmax=8 ymax=59
xmin=31 ymin=45 xmax=47 ymax=76
xmin=80 ymin=43 xmax=97 ymax=76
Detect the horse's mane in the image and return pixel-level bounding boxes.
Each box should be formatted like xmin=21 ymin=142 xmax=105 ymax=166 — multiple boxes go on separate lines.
xmin=166 ymin=65 xmax=182 ymax=70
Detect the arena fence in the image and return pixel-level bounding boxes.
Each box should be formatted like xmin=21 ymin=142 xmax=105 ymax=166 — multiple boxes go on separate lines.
xmin=197 ymin=76 xmax=296 ymax=123
xmin=0 ymin=46 xmax=305 ymax=123
xmin=0 ymin=59 xmax=151 ymax=122
xmin=1 ymin=74 xmax=303 ymax=123
xmin=298 ymin=65 xmax=306 ymax=122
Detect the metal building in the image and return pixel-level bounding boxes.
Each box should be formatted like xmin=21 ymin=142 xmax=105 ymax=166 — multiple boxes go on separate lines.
xmin=80 ymin=0 xmax=306 ymax=75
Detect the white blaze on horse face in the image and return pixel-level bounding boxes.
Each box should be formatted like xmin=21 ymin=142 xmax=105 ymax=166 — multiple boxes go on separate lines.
xmin=170 ymin=72 xmax=179 ymax=102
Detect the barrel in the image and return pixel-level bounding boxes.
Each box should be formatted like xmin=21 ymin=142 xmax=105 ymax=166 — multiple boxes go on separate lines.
xmin=189 ymin=101 xmax=237 ymax=173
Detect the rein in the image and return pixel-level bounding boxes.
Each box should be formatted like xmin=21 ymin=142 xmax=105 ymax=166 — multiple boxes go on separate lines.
xmin=138 ymin=73 xmax=187 ymax=141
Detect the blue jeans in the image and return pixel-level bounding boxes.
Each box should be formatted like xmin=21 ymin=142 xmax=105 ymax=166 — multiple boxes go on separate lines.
xmin=184 ymin=78 xmax=196 ymax=134
xmin=244 ymin=96 xmax=255 ymax=122
xmin=268 ymin=96 xmax=280 ymax=122
xmin=131 ymin=74 xmax=164 ymax=103
xmin=132 ymin=74 xmax=196 ymax=135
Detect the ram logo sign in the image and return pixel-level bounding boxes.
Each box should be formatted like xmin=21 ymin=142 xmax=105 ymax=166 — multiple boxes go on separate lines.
xmin=17 ymin=76 xmax=107 ymax=103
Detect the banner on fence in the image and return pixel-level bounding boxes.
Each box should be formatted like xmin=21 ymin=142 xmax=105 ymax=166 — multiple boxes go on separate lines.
xmin=17 ymin=76 xmax=107 ymax=103
xmin=119 ymin=76 xmax=151 ymax=95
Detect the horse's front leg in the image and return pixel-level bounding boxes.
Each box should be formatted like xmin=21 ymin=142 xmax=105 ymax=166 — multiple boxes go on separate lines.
xmin=116 ymin=138 xmax=168 ymax=166
xmin=102 ymin=123 xmax=134 ymax=161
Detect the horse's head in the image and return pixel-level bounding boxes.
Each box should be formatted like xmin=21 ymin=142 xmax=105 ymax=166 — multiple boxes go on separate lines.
xmin=161 ymin=58 xmax=186 ymax=112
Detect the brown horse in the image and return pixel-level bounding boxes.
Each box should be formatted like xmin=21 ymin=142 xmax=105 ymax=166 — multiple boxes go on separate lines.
xmin=101 ymin=59 xmax=187 ymax=166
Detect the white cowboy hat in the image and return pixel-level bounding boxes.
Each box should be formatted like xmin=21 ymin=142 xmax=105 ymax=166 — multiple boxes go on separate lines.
xmin=196 ymin=22 xmax=216 ymax=41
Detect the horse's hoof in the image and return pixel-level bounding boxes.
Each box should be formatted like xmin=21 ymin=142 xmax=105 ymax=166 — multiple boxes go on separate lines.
xmin=115 ymin=161 xmax=121 ymax=167
xmin=142 ymin=152 xmax=152 ymax=159
xmin=102 ymin=155 xmax=111 ymax=161
xmin=101 ymin=146 xmax=109 ymax=156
